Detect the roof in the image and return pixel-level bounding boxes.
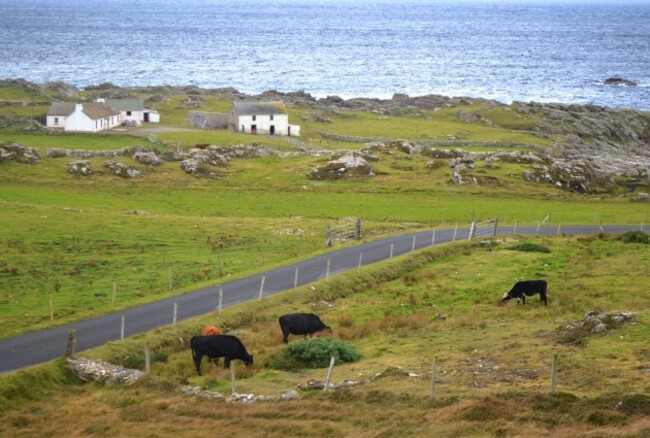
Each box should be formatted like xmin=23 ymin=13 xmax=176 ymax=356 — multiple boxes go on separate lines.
xmin=47 ymin=102 xmax=120 ymax=120
xmin=105 ymin=98 xmax=144 ymax=112
xmin=47 ymin=102 xmax=76 ymax=116
xmin=232 ymin=101 xmax=288 ymax=116
xmin=82 ymin=102 xmax=120 ymax=120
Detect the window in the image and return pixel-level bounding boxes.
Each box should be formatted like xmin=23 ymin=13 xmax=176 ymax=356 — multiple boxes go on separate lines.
xmin=252 ymin=115 xmax=256 ymax=121
xmin=126 ymin=111 xmax=132 ymax=116
xmin=54 ymin=117 xmax=59 ymax=125
xmin=270 ymin=114 xmax=274 ymax=121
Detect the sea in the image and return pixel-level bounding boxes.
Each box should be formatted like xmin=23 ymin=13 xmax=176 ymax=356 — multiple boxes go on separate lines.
xmin=1 ymin=0 xmax=649 ymax=110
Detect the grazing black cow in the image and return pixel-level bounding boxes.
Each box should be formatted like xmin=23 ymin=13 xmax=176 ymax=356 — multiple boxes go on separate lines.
xmin=190 ymin=335 xmax=254 ymax=376
xmin=279 ymin=312 xmax=332 ymax=344
xmin=502 ymin=280 xmax=548 ymax=306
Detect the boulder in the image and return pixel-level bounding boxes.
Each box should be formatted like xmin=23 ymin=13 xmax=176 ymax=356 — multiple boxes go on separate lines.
xmin=0 ymin=142 xmax=40 ymax=164
xmin=133 ymin=151 xmax=162 ymax=166
xmin=604 ymin=77 xmax=638 ymax=87
xmin=68 ymin=160 xmax=92 ymax=176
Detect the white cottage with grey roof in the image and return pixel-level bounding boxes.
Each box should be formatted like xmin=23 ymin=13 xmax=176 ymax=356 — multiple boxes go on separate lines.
xmin=46 ymin=102 xmax=122 ymax=132
xmin=103 ymin=98 xmax=160 ymax=125
xmin=229 ymin=101 xmax=300 ymax=136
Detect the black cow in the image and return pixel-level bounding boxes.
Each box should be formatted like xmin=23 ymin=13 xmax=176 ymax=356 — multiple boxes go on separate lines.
xmin=502 ymin=280 xmax=548 ymax=306
xmin=279 ymin=312 xmax=332 ymax=344
xmin=190 ymin=335 xmax=254 ymax=376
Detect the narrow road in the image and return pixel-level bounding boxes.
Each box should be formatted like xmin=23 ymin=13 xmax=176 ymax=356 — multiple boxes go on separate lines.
xmin=0 ymin=224 xmax=640 ymax=374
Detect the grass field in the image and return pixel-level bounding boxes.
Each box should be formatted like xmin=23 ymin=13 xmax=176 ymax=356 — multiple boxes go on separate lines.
xmin=0 ymin=83 xmax=649 ymax=437
xmin=1 ymin=235 xmax=648 ymax=437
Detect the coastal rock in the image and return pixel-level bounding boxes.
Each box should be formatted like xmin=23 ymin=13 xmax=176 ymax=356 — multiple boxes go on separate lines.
xmin=555 ymin=311 xmax=637 ymax=345
xmin=133 ymin=151 xmax=162 ymax=166
xmin=0 ymin=142 xmax=40 ymax=164
xmin=309 ymin=152 xmax=374 ymax=180
xmin=604 ymin=77 xmax=638 ymax=87
xmin=105 ymin=160 xmax=141 ymax=178
xmin=68 ymin=160 xmax=92 ymax=176
xmin=68 ymin=358 xmax=143 ymax=384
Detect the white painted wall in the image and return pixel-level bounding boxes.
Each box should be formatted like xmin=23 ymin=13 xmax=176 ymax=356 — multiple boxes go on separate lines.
xmin=237 ymin=114 xmax=291 ymax=135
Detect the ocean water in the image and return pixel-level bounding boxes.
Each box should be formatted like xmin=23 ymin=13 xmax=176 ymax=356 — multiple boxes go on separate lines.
xmin=1 ymin=0 xmax=649 ymax=110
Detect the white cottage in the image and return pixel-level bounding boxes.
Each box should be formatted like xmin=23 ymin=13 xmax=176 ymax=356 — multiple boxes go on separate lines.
xmin=46 ymin=102 xmax=122 ymax=132
xmin=103 ymin=98 xmax=160 ymax=125
xmin=229 ymin=101 xmax=300 ymax=136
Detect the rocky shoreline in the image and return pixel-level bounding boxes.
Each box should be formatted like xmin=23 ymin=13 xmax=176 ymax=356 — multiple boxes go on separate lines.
xmin=1 ymin=78 xmax=649 ymax=193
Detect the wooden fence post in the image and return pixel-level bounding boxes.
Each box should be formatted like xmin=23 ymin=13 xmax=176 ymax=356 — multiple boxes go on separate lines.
xmin=145 ymin=343 xmax=151 ymax=374
xmin=429 ymin=357 xmax=437 ymax=400
xmin=390 ymin=243 xmax=394 ymax=259
xmin=326 ymin=259 xmax=330 ymax=279
xmin=230 ymin=362 xmax=236 ymax=395
xmin=514 ymin=219 xmax=518 ymax=234
xmin=173 ymin=302 xmax=178 ymax=326
xmin=355 ymin=218 xmax=361 ymax=240
xmin=258 ymin=276 xmax=265 ymax=301
xmin=168 ymin=267 xmax=172 ymax=290
xmin=112 ymin=281 xmax=116 ymax=306
xmin=121 ymin=315 xmax=125 ymax=341
xmin=218 ymin=256 xmax=223 ymax=277
xmin=324 ymin=356 xmax=336 ymax=391
xmin=411 ymin=235 xmax=416 ymax=252
xmin=64 ymin=329 xmax=76 ymax=358
xmin=294 ymin=267 xmax=299 ymax=289
xmin=218 ymin=288 xmax=223 ymax=313
xmin=453 ymin=223 xmax=458 ymax=241
xmin=431 ymin=229 xmax=436 ymax=246
xmin=550 ymin=353 xmax=558 ymax=394
xmin=358 ymin=252 xmax=363 ymax=270
xmin=49 ymin=294 xmax=54 ymax=321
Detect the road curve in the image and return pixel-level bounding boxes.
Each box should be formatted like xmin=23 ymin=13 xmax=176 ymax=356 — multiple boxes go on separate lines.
xmin=0 ymin=224 xmax=641 ymax=374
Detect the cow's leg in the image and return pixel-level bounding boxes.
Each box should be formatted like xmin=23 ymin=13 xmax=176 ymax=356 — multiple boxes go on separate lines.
xmin=521 ymin=295 xmax=526 ymax=305
xmin=193 ymin=352 xmax=203 ymax=376
xmin=224 ymin=357 xmax=231 ymax=369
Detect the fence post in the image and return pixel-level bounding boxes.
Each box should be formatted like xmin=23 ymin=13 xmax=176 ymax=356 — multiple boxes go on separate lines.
xmin=536 ymin=221 xmax=541 ymax=234
xmin=453 ymin=223 xmax=458 ymax=241
xmin=145 ymin=343 xmax=151 ymax=374
xmin=120 ymin=315 xmax=125 ymax=341
xmin=550 ymin=353 xmax=558 ymax=394
xmin=324 ymin=356 xmax=336 ymax=391
xmin=557 ymin=223 xmax=561 ymax=235
xmin=411 ymin=235 xmax=416 ymax=252
xmin=173 ymin=302 xmax=178 ymax=326
xmin=218 ymin=256 xmax=223 ymax=277
xmin=390 ymin=243 xmax=394 ymax=259
xmin=168 ymin=267 xmax=172 ymax=290
xmin=230 ymin=362 xmax=236 ymax=395
xmin=514 ymin=219 xmax=518 ymax=234
xmin=468 ymin=219 xmax=476 ymax=240
xmin=326 ymin=259 xmax=330 ymax=279
xmin=112 ymin=281 xmax=116 ymax=306
xmin=218 ymin=288 xmax=223 ymax=313
xmin=429 ymin=357 xmax=437 ymax=400
xmin=64 ymin=329 xmax=76 ymax=358
xmin=358 ymin=252 xmax=363 ymax=270
xmin=493 ymin=217 xmax=499 ymax=237
xmin=326 ymin=224 xmax=332 ymax=247
xmin=258 ymin=276 xmax=265 ymax=301
xmin=355 ymin=218 xmax=361 ymax=240
xmin=49 ymin=294 xmax=54 ymax=321
xmin=294 ymin=267 xmax=299 ymax=289
xmin=431 ymin=230 xmax=436 ymax=246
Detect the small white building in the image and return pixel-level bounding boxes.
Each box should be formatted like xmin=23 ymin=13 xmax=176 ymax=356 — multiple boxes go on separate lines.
xmin=46 ymin=102 xmax=122 ymax=132
xmin=103 ymin=98 xmax=160 ymax=125
xmin=229 ymin=101 xmax=300 ymax=136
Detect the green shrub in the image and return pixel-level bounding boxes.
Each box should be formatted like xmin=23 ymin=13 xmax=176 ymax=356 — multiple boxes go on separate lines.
xmin=620 ymin=230 xmax=649 ymax=244
xmin=507 ymin=242 xmax=550 ymax=253
xmin=270 ymin=338 xmax=361 ymax=370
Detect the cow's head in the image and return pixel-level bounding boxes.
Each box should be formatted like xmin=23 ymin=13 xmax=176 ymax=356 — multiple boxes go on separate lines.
xmin=313 ymin=327 xmax=334 ymax=338
xmin=501 ymin=292 xmax=512 ymax=304
xmin=245 ymin=356 xmax=254 ymax=368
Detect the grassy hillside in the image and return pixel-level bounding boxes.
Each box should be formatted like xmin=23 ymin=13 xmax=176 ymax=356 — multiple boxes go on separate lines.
xmin=1 ymin=235 xmax=648 ymax=437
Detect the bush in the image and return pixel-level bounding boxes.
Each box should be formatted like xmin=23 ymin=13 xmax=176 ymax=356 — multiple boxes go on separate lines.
xmin=270 ymin=338 xmax=361 ymax=370
xmin=620 ymin=230 xmax=649 ymax=244
xmin=507 ymin=242 xmax=550 ymax=253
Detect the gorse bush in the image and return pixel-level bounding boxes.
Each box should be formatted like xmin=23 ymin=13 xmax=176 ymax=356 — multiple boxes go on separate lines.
xmin=270 ymin=338 xmax=362 ymax=370
xmin=620 ymin=230 xmax=649 ymax=244
xmin=507 ymin=242 xmax=551 ymax=253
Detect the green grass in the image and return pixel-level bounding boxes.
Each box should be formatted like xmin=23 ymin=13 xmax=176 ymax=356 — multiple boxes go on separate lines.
xmin=1 ymin=236 xmax=648 ymax=437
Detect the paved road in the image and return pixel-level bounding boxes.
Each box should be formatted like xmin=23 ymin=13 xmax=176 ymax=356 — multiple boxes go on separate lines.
xmin=0 ymin=224 xmax=640 ymax=374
